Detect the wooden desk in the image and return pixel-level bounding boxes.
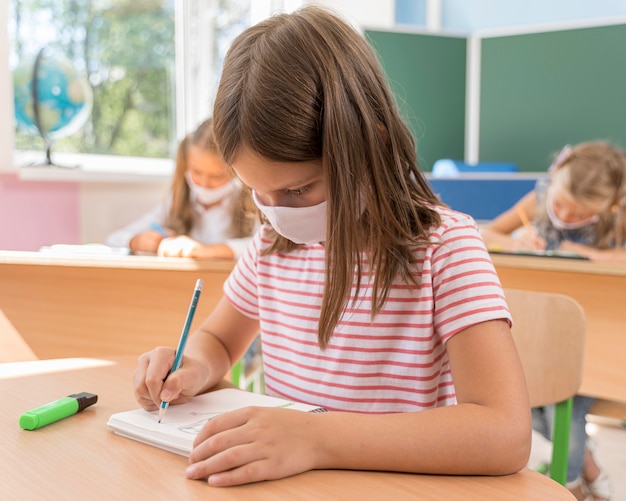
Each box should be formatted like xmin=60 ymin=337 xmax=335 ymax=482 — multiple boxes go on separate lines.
xmin=0 ymin=251 xmax=234 ymax=359
xmin=492 ymin=254 xmax=626 ymax=405
xmin=1 ymin=356 xmax=573 ymax=500
xmin=0 ymin=310 xmax=38 ymax=362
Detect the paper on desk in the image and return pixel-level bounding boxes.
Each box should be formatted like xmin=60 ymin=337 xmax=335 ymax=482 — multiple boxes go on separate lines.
xmin=40 ymin=244 xmax=130 ymax=256
xmin=106 ymin=388 xmax=324 ymax=456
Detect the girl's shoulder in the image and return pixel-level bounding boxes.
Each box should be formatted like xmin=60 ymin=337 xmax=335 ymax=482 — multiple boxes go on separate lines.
xmin=431 ymin=205 xmax=478 ymax=230
xmin=421 ymin=205 xmax=485 ymax=249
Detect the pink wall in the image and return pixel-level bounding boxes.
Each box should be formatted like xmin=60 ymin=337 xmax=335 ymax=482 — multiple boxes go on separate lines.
xmin=0 ymin=173 xmax=80 ymax=250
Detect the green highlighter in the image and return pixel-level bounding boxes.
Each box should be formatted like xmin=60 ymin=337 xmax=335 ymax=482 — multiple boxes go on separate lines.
xmin=19 ymin=392 xmax=98 ymax=430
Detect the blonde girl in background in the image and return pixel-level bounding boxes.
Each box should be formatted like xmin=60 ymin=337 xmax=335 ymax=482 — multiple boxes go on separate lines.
xmin=482 ymin=140 xmax=625 ymax=500
xmin=133 ymin=6 xmax=531 ymax=487
xmin=481 ymin=140 xmax=626 ymax=262
xmin=106 ymin=117 xmax=256 ymax=259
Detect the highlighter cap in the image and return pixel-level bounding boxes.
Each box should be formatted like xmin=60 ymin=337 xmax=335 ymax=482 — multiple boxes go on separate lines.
xmin=70 ymin=392 xmax=98 ymax=411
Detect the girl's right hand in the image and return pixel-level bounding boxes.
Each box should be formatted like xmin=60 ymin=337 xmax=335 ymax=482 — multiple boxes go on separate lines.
xmin=129 ymin=230 xmax=167 ymax=253
xmin=512 ymin=229 xmax=546 ymax=251
xmin=132 ymin=347 xmax=210 ymax=411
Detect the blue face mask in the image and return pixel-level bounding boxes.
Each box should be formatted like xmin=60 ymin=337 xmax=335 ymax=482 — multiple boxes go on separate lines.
xmin=252 ymin=191 xmax=327 ymax=245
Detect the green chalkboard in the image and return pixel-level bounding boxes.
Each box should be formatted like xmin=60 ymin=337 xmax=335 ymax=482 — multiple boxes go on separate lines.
xmin=365 ymin=30 xmax=466 ymax=172
xmin=479 ymin=24 xmax=626 ymax=172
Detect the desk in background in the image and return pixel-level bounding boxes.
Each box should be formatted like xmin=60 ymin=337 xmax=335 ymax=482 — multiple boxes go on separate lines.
xmin=0 ymin=251 xmax=235 ymax=359
xmin=0 ymin=310 xmax=38 ymax=362
xmin=492 ymin=254 xmax=626 ymax=407
xmin=0 ymin=356 xmax=573 ymax=500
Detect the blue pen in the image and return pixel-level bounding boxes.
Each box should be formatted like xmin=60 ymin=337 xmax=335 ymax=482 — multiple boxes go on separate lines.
xmin=158 ymin=278 xmax=204 ymax=423
xmin=149 ymin=221 xmax=169 ymax=237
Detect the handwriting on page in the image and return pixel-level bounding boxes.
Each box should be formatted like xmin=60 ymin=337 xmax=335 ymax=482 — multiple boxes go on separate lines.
xmin=178 ymin=411 xmax=225 ymax=434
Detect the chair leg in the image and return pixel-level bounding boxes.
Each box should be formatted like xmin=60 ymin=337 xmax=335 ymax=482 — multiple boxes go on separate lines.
xmin=550 ymin=398 xmax=573 ymax=485
xmin=231 ymin=360 xmax=243 ymax=389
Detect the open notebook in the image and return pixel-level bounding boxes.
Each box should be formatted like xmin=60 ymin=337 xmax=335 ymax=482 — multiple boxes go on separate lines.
xmin=107 ymin=388 xmax=326 ymax=456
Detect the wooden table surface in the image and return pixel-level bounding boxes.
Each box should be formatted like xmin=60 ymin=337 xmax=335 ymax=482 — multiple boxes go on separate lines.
xmin=0 ymin=310 xmax=38 ymax=362
xmin=0 ymin=356 xmax=573 ymax=500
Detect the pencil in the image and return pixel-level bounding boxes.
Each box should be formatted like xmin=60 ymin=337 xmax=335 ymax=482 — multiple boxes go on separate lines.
xmin=158 ymin=278 xmax=204 ymax=423
xmin=149 ymin=221 xmax=169 ymax=238
xmin=516 ymin=206 xmax=534 ymax=234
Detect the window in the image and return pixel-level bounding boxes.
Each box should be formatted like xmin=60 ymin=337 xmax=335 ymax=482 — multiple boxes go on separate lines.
xmin=8 ymin=0 xmax=251 ymax=163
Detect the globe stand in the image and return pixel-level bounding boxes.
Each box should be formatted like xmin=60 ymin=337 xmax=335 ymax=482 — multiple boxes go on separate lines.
xmin=26 ymin=47 xmax=80 ymax=169
xmin=23 ymin=140 xmax=80 ymax=169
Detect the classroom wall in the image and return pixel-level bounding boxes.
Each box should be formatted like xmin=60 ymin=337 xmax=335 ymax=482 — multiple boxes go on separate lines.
xmin=4 ymin=1 xmax=626 ymax=250
xmin=477 ymin=23 xmax=626 ymax=171
xmin=441 ymin=0 xmax=626 ymax=32
xmin=0 ymin=174 xmax=79 ymax=250
xmin=0 ymin=1 xmax=394 ymax=251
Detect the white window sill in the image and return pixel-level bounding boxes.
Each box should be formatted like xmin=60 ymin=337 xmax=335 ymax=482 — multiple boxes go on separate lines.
xmin=12 ymin=151 xmax=174 ymax=183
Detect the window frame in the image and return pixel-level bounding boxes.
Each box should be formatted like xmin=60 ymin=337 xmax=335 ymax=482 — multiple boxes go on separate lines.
xmin=4 ymin=0 xmax=263 ymax=181
xmin=3 ymin=1 xmax=394 ymax=181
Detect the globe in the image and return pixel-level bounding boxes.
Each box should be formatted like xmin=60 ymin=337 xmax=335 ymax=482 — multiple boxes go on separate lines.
xmin=13 ymin=48 xmax=93 ymax=165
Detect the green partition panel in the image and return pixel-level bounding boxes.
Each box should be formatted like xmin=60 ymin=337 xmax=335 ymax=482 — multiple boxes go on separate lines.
xmin=365 ymin=30 xmax=467 ymax=172
xmin=479 ymin=24 xmax=626 ymax=172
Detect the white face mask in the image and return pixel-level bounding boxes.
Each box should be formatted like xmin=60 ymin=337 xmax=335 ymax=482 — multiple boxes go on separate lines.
xmin=252 ymin=191 xmax=327 ymax=245
xmin=546 ymin=188 xmax=599 ymax=230
xmin=185 ymin=172 xmax=235 ymax=206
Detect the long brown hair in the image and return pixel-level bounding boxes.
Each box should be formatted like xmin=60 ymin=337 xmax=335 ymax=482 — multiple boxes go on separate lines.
xmin=167 ymin=117 xmax=255 ymax=238
xmin=213 ymin=6 xmax=442 ymax=348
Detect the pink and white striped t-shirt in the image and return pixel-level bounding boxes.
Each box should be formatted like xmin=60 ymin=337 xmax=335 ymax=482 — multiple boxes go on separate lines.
xmin=224 ymin=206 xmax=510 ymax=413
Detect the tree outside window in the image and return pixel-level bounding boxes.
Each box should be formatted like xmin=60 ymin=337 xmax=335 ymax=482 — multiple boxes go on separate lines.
xmin=9 ymin=0 xmax=250 ymax=161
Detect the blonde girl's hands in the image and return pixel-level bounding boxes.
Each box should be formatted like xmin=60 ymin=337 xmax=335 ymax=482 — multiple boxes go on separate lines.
xmin=186 ymin=406 xmax=323 ymax=486
xmin=129 ymin=229 xmax=170 ymax=253
xmin=157 ymin=235 xmax=203 ymax=257
xmin=133 ymin=347 xmax=210 ymax=411
xmin=511 ymin=228 xmax=546 ymax=251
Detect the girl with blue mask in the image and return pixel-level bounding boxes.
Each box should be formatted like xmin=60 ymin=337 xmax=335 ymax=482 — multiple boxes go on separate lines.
xmin=482 ymin=141 xmax=626 ymax=262
xmin=106 ymin=118 xmax=257 ymax=259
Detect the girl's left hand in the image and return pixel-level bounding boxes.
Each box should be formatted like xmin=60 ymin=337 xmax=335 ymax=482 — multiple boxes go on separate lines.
xmin=186 ymin=406 xmax=322 ymax=486
xmin=557 ymin=240 xmax=599 ymax=260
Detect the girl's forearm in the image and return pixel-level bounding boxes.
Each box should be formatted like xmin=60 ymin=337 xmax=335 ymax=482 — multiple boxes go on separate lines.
xmin=186 ymin=328 xmax=233 ymax=393
xmin=310 ymin=403 xmax=531 ymax=476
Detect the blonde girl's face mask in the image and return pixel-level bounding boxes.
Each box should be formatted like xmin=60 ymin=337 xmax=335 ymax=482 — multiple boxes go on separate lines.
xmin=252 ymin=190 xmax=327 ymax=245
xmin=185 ymin=171 xmax=235 ymax=206
xmin=546 ymin=187 xmax=600 ymax=230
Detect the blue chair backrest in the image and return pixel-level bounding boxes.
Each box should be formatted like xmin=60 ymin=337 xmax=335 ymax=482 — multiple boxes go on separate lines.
xmin=432 ymin=159 xmax=518 ymax=178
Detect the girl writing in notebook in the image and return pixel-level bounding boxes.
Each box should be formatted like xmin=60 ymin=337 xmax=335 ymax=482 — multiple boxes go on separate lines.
xmin=481 ymin=140 xmax=626 ymax=262
xmin=133 ymin=6 xmax=531 ymax=487
xmin=482 ymin=140 xmax=624 ymax=500
xmin=106 ymin=117 xmax=256 ymax=259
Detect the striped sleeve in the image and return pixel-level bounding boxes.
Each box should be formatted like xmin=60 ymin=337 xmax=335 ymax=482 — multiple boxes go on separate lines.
xmin=429 ymin=210 xmax=511 ymax=344
xmin=223 ymin=228 xmax=266 ymax=320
